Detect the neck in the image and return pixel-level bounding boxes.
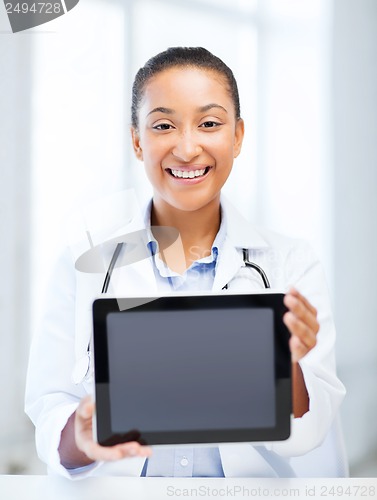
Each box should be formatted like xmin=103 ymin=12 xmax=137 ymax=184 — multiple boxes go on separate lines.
xmin=150 ymin=196 xmax=221 ymax=273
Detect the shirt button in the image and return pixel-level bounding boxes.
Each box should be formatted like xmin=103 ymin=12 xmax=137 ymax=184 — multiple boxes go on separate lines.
xmin=180 ymin=457 xmax=189 ymax=467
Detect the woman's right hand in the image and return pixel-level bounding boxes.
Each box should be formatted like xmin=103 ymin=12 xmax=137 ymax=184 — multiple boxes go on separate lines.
xmin=59 ymin=395 xmax=152 ymax=469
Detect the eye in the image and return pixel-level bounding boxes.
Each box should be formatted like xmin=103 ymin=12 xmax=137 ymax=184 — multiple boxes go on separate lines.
xmin=199 ymin=121 xmax=221 ymax=128
xmin=153 ymin=123 xmax=175 ymax=131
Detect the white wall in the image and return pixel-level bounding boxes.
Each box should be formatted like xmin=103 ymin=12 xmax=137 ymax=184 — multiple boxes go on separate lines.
xmin=0 ymin=17 xmax=36 ymax=471
xmin=332 ymin=0 xmax=377 ymax=469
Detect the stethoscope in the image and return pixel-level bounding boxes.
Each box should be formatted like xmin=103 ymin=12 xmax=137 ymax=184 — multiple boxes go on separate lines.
xmin=101 ymin=243 xmax=270 ymax=293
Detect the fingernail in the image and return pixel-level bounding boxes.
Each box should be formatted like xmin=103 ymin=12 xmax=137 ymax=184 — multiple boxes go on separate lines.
xmin=285 ymin=296 xmax=297 ymax=309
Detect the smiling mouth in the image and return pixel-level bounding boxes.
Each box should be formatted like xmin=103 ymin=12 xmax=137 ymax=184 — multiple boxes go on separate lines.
xmin=166 ymin=167 xmax=211 ymax=179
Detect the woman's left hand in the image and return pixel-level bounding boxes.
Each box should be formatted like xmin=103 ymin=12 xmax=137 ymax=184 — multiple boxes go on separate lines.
xmin=283 ymin=287 xmax=319 ymax=362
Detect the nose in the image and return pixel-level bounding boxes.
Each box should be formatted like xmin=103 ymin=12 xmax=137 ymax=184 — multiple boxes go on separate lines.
xmin=172 ymin=132 xmax=203 ymax=162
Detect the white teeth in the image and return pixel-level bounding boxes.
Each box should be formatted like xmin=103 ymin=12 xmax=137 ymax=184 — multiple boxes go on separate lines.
xmin=170 ymin=168 xmax=207 ymax=179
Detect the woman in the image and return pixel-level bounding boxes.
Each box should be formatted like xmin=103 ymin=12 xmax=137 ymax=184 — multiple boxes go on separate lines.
xmin=25 ymin=47 xmax=345 ymax=478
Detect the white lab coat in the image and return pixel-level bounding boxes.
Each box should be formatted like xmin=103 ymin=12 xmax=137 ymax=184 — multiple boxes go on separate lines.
xmin=25 ymin=196 xmax=346 ymax=479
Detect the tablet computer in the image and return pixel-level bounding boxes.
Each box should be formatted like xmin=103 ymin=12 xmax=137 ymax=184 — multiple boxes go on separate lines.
xmin=92 ymin=293 xmax=291 ymax=447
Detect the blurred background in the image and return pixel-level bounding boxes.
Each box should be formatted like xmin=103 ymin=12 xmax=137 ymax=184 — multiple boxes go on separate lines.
xmin=0 ymin=0 xmax=376 ymax=476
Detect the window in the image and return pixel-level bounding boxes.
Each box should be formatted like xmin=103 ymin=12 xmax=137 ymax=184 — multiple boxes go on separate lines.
xmin=31 ymin=0 xmax=331 ymax=331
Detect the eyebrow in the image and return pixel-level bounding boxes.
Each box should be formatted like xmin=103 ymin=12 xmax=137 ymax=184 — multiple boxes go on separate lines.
xmin=147 ymin=107 xmax=174 ymax=117
xmin=146 ymin=103 xmax=228 ymax=117
xmin=199 ymin=103 xmax=228 ymax=114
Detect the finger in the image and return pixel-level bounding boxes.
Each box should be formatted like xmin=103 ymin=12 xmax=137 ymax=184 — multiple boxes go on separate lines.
xmin=287 ymin=287 xmax=318 ymax=317
xmin=83 ymin=441 xmax=152 ymax=462
xmin=284 ymin=293 xmax=319 ymax=335
xmin=283 ymin=311 xmax=317 ymax=350
xmin=289 ymin=335 xmax=309 ymax=363
xmin=76 ymin=396 xmax=94 ymax=420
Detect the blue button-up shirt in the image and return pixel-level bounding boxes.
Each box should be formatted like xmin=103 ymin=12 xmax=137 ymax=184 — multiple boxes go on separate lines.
xmin=141 ymin=203 xmax=226 ymax=477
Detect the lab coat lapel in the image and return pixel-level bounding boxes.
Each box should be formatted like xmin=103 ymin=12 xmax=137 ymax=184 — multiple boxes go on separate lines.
xmin=212 ymin=237 xmax=243 ymax=291
xmin=221 ymin=195 xmax=269 ymax=250
xmin=108 ymin=252 xmax=158 ymax=296
xmin=92 ymin=213 xmax=159 ymax=297
xmin=213 ymin=197 xmax=269 ymax=291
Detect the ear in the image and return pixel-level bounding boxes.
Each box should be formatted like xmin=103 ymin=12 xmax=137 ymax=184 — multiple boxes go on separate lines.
xmin=233 ymin=118 xmax=245 ymax=158
xmin=131 ymin=127 xmax=143 ymax=161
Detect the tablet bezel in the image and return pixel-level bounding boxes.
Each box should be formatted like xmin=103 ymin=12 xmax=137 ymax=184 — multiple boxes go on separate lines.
xmin=93 ymin=293 xmax=291 ymax=447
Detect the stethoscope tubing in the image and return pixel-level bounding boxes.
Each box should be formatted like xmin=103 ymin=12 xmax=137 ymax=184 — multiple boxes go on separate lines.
xmin=242 ymin=248 xmax=270 ymax=289
xmin=101 ymin=242 xmax=124 ymax=294
xmin=101 ymin=244 xmax=270 ymax=293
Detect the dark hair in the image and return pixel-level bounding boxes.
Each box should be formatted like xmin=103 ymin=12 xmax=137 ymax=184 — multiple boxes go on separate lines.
xmin=131 ymin=47 xmax=241 ymax=129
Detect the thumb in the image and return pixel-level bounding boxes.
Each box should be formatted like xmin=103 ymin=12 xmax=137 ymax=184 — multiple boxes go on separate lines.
xmin=77 ymin=395 xmax=95 ymax=420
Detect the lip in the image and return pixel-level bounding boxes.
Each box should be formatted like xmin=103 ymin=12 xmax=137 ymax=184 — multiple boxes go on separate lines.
xmin=165 ymin=165 xmax=212 ymax=184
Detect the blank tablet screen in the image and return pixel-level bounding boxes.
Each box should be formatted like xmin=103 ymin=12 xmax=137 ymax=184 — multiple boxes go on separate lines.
xmin=106 ymin=307 xmax=275 ymax=434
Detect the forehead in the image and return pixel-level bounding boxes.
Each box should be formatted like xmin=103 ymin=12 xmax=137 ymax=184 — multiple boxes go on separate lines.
xmin=140 ymin=67 xmax=231 ymax=109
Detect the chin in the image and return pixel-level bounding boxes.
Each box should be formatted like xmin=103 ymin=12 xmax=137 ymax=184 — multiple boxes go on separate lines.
xmin=168 ymin=194 xmax=220 ymax=213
